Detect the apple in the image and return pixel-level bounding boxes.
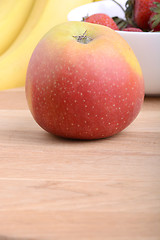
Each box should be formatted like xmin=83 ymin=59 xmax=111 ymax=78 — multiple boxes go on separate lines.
xmin=25 ymin=21 xmax=144 ymax=140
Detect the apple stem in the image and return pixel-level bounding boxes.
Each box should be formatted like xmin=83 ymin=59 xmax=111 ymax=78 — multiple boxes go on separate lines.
xmin=73 ymin=30 xmax=93 ymax=44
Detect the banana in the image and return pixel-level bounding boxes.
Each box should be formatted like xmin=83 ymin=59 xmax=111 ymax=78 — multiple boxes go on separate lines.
xmin=0 ymin=0 xmax=15 ymax=21
xmin=0 ymin=0 xmax=92 ymax=91
xmin=0 ymin=0 xmax=35 ymax=55
xmin=3 ymin=0 xmax=47 ymax=56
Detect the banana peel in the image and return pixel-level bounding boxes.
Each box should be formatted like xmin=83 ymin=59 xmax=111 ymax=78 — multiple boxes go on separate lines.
xmin=0 ymin=0 xmax=34 ymax=55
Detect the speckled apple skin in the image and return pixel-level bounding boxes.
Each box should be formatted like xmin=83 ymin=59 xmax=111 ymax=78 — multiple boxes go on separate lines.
xmin=25 ymin=21 xmax=144 ymax=140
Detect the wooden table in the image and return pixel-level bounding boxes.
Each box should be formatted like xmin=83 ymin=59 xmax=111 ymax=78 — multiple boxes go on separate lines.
xmin=0 ymin=88 xmax=160 ymax=240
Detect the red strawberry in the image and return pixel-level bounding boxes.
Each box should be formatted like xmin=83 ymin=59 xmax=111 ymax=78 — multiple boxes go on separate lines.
xmin=83 ymin=13 xmax=119 ymax=30
xmin=125 ymin=0 xmax=160 ymax=30
xmin=149 ymin=1 xmax=160 ymax=31
xmin=122 ymin=27 xmax=143 ymax=32
xmin=134 ymin=0 xmax=153 ymax=30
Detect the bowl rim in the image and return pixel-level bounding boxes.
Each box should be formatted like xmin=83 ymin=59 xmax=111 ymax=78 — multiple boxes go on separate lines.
xmin=116 ymin=30 xmax=160 ymax=35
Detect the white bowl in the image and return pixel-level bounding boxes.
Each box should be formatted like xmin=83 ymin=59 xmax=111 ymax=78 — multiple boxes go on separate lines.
xmin=68 ymin=0 xmax=160 ymax=95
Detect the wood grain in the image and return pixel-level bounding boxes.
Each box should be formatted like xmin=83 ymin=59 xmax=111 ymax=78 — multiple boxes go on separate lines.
xmin=0 ymin=88 xmax=160 ymax=240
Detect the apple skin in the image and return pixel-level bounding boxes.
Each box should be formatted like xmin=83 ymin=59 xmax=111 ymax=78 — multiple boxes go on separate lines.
xmin=25 ymin=21 xmax=144 ymax=140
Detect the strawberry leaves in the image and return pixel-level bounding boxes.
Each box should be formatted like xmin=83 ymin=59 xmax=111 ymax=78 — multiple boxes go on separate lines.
xmin=125 ymin=0 xmax=135 ymax=25
xmin=149 ymin=2 xmax=160 ymax=30
xmin=112 ymin=17 xmax=128 ymax=30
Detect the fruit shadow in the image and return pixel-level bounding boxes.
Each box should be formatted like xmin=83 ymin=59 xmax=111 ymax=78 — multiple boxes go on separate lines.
xmin=46 ymin=131 xmax=121 ymax=145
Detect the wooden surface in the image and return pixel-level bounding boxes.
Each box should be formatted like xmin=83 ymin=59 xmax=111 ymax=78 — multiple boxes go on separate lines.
xmin=0 ymin=88 xmax=160 ymax=240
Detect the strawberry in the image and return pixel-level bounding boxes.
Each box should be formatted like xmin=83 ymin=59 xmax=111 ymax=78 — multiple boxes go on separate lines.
xmin=149 ymin=1 xmax=160 ymax=31
xmin=134 ymin=0 xmax=153 ymax=30
xmin=83 ymin=13 xmax=119 ymax=30
xmin=125 ymin=0 xmax=160 ymax=30
xmin=122 ymin=27 xmax=143 ymax=31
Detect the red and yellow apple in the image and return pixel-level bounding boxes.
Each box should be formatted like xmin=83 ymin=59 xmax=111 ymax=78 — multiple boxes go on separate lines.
xmin=25 ymin=21 xmax=144 ymax=140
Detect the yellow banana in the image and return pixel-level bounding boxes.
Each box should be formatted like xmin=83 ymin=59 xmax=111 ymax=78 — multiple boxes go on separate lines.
xmin=0 ymin=0 xmax=34 ymax=55
xmin=0 ymin=0 xmax=15 ymax=21
xmin=3 ymin=0 xmax=47 ymax=56
xmin=0 ymin=0 xmax=92 ymax=91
